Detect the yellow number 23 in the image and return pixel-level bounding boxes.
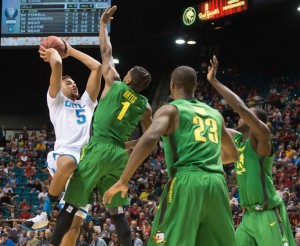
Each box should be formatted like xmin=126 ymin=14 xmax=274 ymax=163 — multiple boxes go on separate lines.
xmin=193 ymin=116 xmax=218 ymax=143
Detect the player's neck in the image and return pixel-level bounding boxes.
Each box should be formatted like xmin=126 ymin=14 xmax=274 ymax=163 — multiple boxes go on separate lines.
xmin=241 ymin=130 xmax=251 ymax=141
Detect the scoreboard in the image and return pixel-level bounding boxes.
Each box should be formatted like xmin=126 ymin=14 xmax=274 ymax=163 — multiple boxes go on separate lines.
xmin=1 ymin=0 xmax=110 ymax=47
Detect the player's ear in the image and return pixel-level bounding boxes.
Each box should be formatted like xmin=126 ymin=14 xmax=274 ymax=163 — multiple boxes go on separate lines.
xmin=170 ymin=80 xmax=175 ymax=90
xmin=125 ymin=77 xmax=131 ymax=85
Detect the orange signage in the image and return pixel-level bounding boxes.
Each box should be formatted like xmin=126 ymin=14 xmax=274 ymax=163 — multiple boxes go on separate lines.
xmin=198 ymin=0 xmax=248 ymax=21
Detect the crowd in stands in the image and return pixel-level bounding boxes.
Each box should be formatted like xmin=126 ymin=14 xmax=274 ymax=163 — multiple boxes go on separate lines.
xmin=0 ymin=71 xmax=299 ymax=245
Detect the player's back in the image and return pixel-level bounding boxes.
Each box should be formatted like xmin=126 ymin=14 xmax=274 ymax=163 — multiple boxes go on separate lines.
xmin=91 ymin=82 xmax=147 ymax=146
xmin=162 ymin=99 xmax=224 ymax=175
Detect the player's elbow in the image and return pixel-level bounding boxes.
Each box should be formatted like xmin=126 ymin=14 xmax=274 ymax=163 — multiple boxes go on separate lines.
xmin=93 ymin=62 xmax=102 ymax=72
xmin=100 ymin=44 xmax=112 ymax=60
xmin=147 ymin=132 xmax=161 ymax=145
xmin=235 ymin=101 xmax=248 ymax=114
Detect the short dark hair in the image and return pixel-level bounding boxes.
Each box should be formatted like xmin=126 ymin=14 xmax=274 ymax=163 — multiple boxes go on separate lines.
xmin=251 ymin=107 xmax=267 ymax=123
xmin=130 ymin=66 xmax=151 ymax=92
xmin=171 ymin=66 xmax=197 ymax=94
xmin=62 ymin=75 xmax=72 ymax=80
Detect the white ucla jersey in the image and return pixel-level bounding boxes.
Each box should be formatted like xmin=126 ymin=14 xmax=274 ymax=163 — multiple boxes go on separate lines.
xmin=47 ymin=89 xmax=97 ymax=155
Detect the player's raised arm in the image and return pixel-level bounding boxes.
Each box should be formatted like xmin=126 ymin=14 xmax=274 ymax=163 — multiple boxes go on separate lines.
xmin=63 ymin=40 xmax=102 ymax=102
xmin=39 ymin=46 xmax=62 ymax=98
xmin=99 ymin=5 xmax=120 ymax=97
xmin=207 ymin=55 xmax=271 ymax=156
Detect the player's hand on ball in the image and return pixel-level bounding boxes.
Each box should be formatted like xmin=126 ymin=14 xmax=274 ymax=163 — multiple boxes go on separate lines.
xmin=39 ymin=48 xmax=61 ymax=63
xmin=60 ymin=38 xmax=71 ymax=59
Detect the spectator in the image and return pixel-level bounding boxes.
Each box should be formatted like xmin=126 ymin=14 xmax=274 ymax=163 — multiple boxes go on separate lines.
xmin=18 ymin=199 xmax=30 ymax=211
xmin=0 ymin=188 xmax=4 ymax=200
xmin=24 ymin=165 xmax=35 ymax=179
xmin=99 ymin=213 xmax=108 ymax=231
xmin=283 ymin=192 xmax=290 ymax=206
xmin=108 ymin=231 xmax=120 ymax=246
xmin=85 ymin=221 xmax=96 ymax=244
xmin=26 ymin=231 xmax=39 ymax=246
xmin=277 ymin=184 xmax=286 ymax=198
xmin=3 ymin=184 xmax=13 ymax=194
xmin=99 ymin=223 xmax=111 ymax=241
xmin=16 ymin=229 xmax=28 ymax=246
xmin=142 ymin=232 xmax=149 ymax=246
xmin=38 ymin=188 xmax=48 ymax=202
xmin=0 ymin=126 xmax=6 ymax=147
xmin=0 ymin=193 xmax=12 ymax=210
xmin=0 ymin=233 xmax=15 ymax=246
xmin=19 ymin=208 xmax=31 ymax=220
xmin=286 ymin=145 xmax=297 ymax=159
xmin=20 ymin=127 xmax=29 ymax=142
xmin=91 ymin=200 xmax=102 ymax=216
xmin=141 ymin=220 xmax=151 ymax=235
xmin=296 ymin=231 xmax=300 ymax=246
xmin=77 ymin=234 xmax=88 ymax=246
xmin=139 ymin=184 xmax=152 ymax=202
xmin=90 ymin=232 xmax=107 ymax=246
xmin=131 ymin=230 xmax=143 ymax=246
xmin=37 ymin=229 xmax=51 ymax=246
xmin=130 ymin=220 xmax=142 ymax=237
xmin=8 ymin=173 xmax=19 ymax=188
xmin=30 ymin=178 xmax=43 ymax=193
xmin=7 ymin=222 xmax=19 ymax=244
xmin=130 ymin=192 xmax=142 ymax=207
xmin=105 ymin=218 xmax=115 ymax=232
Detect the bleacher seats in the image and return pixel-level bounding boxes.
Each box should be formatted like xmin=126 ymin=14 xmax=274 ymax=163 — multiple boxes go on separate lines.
xmin=13 ymin=187 xmax=23 ymax=196
xmin=21 ymin=192 xmax=31 ymax=200
xmin=30 ymin=205 xmax=40 ymax=215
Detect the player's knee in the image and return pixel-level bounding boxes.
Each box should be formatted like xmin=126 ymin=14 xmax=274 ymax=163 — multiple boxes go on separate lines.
xmin=56 ymin=159 xmax=76 ymax=175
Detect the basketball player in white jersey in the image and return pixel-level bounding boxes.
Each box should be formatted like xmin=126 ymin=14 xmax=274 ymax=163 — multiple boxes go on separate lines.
xmin=22 ymin=39 xmax=102 ymax=242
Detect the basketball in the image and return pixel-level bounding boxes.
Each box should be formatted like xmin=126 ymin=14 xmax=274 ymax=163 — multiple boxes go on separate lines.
xmin=40 ymin=36 xmax=67 ymax=56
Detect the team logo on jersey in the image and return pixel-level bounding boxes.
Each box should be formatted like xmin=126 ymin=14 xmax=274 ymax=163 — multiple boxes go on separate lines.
xmin=152 ymin=231 xmax=166 ymax=244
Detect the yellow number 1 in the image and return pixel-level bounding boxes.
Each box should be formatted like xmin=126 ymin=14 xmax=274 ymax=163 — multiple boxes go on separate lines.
xmin=117 ymin=101 xmax=130 ymax=121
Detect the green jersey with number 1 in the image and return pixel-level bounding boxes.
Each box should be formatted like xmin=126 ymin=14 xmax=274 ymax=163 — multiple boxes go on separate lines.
xmin=162 ymin=99 xmax=224 ymax=176
xmin=91 ymin=82 xmax=147 ymax=146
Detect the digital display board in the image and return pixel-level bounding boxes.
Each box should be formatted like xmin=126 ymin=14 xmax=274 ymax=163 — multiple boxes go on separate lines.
xmin=0 ymin=0 xmax=110 ymax=47
xmin=198 ymin=0 xmax=248 ymax=21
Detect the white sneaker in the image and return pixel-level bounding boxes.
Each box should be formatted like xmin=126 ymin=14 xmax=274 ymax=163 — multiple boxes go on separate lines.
xmin=21 ymin=212 xmax=49 ymax=231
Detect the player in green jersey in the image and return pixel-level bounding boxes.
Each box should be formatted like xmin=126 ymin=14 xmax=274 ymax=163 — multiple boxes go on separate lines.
xmin=49 ymin=6 xmax=152 ymax=246
xmin=207 ymin=55 xmax=295 ymax=246
xmin=103 ymin=65 xmax=239 ymax=246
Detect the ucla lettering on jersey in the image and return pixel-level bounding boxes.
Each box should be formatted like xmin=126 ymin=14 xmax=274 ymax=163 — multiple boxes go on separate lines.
xmin=65 ymin=100 xmax=86 ymax=109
